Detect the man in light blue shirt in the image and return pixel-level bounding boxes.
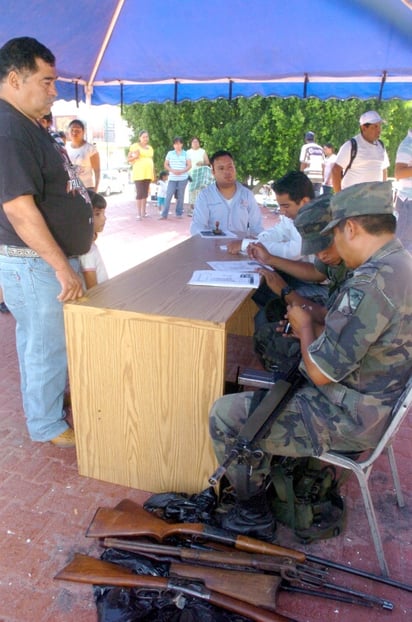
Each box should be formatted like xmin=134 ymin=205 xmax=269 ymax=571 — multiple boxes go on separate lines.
xmin=160 ymin=137 xmax=191 ymax=219
xmin=395 ymin=129 xmax=412 ymax=252
xmin=190 ymin=150 xmax=263 ymax=237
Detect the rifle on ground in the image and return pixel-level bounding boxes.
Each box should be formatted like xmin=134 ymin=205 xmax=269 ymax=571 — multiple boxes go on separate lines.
xmin=103 ymin=537 xmax=393 ymax=610
xmin=87 ymin=501 xmax=412 ymax=594
xmin=55 ymin=553 xmax=293 ymax=622
xmin=86 ymin=503 xmax=305 ymax=561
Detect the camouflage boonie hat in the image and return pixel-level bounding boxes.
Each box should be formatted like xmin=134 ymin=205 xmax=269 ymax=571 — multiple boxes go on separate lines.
xmin=294 ymin=194 xmax=333 ymax=254
xmin=322 ymin=181 xmax=394 ymax=233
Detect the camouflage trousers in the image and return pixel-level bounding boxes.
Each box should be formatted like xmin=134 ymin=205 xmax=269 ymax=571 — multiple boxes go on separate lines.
xmin=209 ymin=385 xmax=367 ymax=497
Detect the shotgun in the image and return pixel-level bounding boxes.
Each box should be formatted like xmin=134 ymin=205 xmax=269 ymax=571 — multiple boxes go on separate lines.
xmin=90 ymin=502 xmax=412 ymax=594
xmin=102 ymin=538 xmax=393 ymax=610
xmin=55 ymin=553 xmax=293 ymax=622
xmin=86 ymin=504 xmax=305 ymax=562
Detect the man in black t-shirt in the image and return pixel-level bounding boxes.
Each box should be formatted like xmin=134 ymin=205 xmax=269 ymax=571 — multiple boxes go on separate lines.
xmin=0 ymin=37 xmax=93 ymax=447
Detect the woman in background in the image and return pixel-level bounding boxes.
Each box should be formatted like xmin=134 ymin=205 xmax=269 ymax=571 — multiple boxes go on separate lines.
xmin=66 ymin=119 xmax=100 ymax=191
xmin=128 ymin=130 xmax=155 ymax=220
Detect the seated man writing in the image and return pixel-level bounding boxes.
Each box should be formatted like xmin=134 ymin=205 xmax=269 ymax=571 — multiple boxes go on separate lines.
xmin=209 ymin=181 xmax=412 ymax=540
xmin=254 ymin=194 xmax=348 ymax=374
xmin=248 ymin=171 xmax=329 ymax=326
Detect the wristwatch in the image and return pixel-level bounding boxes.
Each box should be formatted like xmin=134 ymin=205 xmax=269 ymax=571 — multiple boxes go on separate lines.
xmin=280 ymin=285 xmax=295 ymax=303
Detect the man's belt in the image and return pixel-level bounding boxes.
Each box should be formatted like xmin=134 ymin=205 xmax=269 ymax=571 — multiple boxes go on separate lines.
xmin=0 ymin=245 xmax=79 ymax=259
xmin=0 ymin=244 xmax=39 ymax=258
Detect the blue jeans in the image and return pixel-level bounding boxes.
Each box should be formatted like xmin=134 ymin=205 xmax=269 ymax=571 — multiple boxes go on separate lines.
xmin=161 ymin=178 xmax=188 ymax=217
xmin=0 ymin=255 xmax=80 ymax=441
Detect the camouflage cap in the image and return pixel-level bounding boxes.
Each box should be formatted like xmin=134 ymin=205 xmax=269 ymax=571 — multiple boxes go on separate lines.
xmin=294 ymin=194 xmax=333 ymax=254
xmin=321 ymin=181 xmax=394 ymax=234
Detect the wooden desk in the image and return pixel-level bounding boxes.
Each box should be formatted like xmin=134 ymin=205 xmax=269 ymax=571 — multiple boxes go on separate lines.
xmin=64 ymin=235 xmax=257 ymax=493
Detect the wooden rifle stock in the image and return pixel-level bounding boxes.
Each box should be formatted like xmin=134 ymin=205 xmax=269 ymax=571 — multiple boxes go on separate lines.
xmin=95 ymin=501 xmax=412 ymax=594
xmin=86 ymin=504 xmax=305 ymax=563
xmin=169 ymin=562 xmax=281 ymax=611
xmin=55 ymin=554 xmax=293 ymax=622
xmin=102 ymin=538 xmax=394 ymax=611
xmin=104 ymin=537 xmax=290 ymax=573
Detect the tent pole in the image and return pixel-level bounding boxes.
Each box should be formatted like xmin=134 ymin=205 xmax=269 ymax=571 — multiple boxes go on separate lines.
xmin=87 ymin=0 xmax=126 ymax=87
xmin=84 ymin=85 xmax=94 ymax=143
xmin=378 ymin=71 xmax=387 ymax=102
xmin=303 ymin=73 xmax=309 ymax=98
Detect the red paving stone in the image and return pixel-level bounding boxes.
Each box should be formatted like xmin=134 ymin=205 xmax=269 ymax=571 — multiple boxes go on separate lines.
xmin=0 ymin=188 xmax=411 ymax=621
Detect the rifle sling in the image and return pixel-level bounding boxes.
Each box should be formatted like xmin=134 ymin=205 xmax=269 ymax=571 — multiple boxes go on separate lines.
xmin=238 ymin=378 xmax=292 ymax=443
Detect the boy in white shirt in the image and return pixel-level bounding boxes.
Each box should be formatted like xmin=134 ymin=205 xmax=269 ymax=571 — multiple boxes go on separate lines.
xmin=79 ymin=192 xmax=108 ymax=288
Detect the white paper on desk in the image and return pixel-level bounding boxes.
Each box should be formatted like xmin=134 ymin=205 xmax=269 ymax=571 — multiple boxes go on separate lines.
xmin=199 ymin=230 xmax=237 ymax=239
xmin=207 ymin=260 xmax=264 ymax=271
xmin=188 ymin=270 xmax=260 ymax=288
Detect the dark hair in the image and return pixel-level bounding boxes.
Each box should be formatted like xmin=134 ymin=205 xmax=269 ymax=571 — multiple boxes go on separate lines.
xmin=337 ymin=214 xmax=396 ymax=234
xmin=173 ymin=136 xmax=183 ymax=144
xmin=68 ymin=119 xmax=85 ymax=131
xmin=0 ymin=37 xmax=55 ymax=81
xmin=139 ymin=130 xmax=149 ymax=138
xmin=88 ymin=191 xmax=107 ymax=210
xmin=272 ymin=171 xmax=314 ymax=202
xmin=42 ymin=113 xmax=53 ymax=123
xmin=159 ymin=170 xmax=168 ymax=179
xmin=210 ymin=150 xmax=234 ymax=166
xmin=323 ymin=142 xmax=334 ymax=150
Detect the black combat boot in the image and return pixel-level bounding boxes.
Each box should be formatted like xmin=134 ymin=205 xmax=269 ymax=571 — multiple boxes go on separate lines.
xmin=220 ymin=489 xmax=276 ymax=542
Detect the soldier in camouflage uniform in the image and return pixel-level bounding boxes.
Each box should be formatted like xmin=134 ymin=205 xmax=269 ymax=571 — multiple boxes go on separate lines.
xmin=254 ymin=194 xmax=348 ymax=373
xmin=210 ymin=181 xmax=412 ymax=539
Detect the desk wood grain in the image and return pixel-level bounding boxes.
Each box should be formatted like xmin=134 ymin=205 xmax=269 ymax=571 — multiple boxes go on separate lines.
xmin=64 ymin=236 xmax=258 ymax=492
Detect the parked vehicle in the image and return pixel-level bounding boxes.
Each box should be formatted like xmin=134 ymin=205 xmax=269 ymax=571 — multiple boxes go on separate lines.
xmin=98 ymin=170 xmax=124 ymax=196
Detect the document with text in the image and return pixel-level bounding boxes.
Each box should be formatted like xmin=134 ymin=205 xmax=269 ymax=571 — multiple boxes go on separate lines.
xmin=188 ymin=270 xmax=260 ymax=288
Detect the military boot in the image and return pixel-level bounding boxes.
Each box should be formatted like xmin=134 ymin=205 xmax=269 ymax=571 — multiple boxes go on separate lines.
xmin=220 ymin=489 xmax=276 ymax=542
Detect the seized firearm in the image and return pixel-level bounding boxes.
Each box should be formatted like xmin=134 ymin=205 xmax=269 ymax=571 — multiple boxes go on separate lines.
xmin=88 ymin=501 xmax=412 ymax=594
xmin=208 ymin=376 xmax=299 ymax=487
xmin=55 ymin=553 xmax=293 ymax=622
xmin=86 ymin=503 xmax=305 ymax=562
xmin=103 ymin=537 xmax=393 ymax=611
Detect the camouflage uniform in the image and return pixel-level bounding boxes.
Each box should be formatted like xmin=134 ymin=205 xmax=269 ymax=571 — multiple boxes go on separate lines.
xmin=211 ymin=237 xmax=412 ymax=495
xmin=254 ymin=195 xmax=349 ymax=371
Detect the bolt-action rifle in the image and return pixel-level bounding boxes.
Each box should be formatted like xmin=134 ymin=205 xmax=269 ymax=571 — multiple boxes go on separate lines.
xmin=86 ymin=501 xmax=412 ymax=594
xmin=55 ymin=553 xmax=293 ymax=622
xmin=103 ymin=537 xmax=393 ymax=610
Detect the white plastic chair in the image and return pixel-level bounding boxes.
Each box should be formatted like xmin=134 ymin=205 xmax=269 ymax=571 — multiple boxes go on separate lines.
xmin=318 ymin=377 xmax=412 ymax=576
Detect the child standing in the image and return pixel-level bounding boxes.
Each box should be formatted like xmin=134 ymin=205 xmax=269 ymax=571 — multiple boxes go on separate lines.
xmin=79 ymin=192 xmax=109 ymax=289
xmin=157 ymin=170 xmax=169 ymax=213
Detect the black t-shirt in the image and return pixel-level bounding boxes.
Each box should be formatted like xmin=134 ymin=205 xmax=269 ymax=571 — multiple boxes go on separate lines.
xmin=0 ymin=100 xmax=93 ymax=256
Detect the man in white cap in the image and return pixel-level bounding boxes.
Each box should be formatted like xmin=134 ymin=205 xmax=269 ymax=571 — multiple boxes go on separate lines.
xmin=331 ymin=111 xmax=389 ymax=192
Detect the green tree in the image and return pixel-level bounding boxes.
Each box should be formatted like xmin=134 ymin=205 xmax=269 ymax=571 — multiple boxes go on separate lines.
xmin=123 ymin=97 xmax=411 ymax=188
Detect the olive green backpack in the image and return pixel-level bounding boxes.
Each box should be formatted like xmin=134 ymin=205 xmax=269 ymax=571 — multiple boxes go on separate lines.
xmin=268 ymin=456 xmax=347 ymax=543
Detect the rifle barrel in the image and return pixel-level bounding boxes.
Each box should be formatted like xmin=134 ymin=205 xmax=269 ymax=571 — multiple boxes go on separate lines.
xmin=306 ymin=554 xmax=412 ymax=593
xmin=87 ymin=505 xmax=305 ymax=562
xmin=91 ymin=503 xmax=412 ymax=594
xmin=55 ymin=554 xmax=293 ymax=622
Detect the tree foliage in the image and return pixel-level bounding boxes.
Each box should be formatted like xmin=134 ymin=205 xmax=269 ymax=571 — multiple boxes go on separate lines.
xmin=123 ymin=97 xmax=411 ymax=189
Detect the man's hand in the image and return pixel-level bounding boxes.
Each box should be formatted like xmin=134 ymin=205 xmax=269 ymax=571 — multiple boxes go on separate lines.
xmin=286 ymin=304 xmax=313 ymax=340
xmin=55 ymin=265 xmax=84 ymax=302
xmin=227 ymin=240 xmax=242 ymax=254
xmin=247 ymin=241 xmax=271 ymax=264
xmin=258 ymin=267 xmax=287 ymax=295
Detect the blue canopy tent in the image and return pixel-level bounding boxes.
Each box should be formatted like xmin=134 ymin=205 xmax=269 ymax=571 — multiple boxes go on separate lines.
xmin=1 ymin=0 xmax=412 ymax=104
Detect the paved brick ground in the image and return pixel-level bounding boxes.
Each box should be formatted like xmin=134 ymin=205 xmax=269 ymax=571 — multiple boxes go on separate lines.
xmin=0 ymin=188 xmax=411 ymax=621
